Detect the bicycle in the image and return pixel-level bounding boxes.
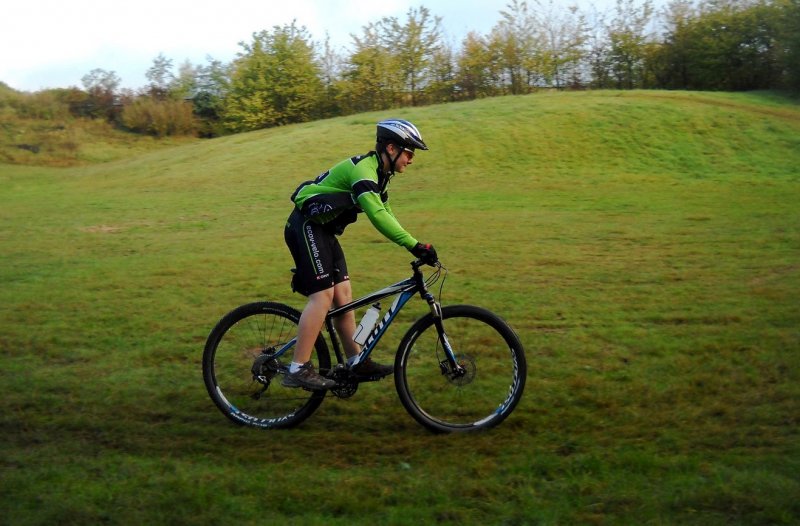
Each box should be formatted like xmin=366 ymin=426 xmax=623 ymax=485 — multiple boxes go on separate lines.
xmin=202 ymin=260 xmax=526 ymax=433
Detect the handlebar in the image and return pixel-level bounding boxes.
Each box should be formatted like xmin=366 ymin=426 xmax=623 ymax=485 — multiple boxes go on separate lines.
xmin=411 ymin=258 xmax=441 ymax=270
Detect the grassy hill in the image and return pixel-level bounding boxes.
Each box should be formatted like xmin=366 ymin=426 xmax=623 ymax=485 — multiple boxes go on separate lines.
xmin=0 ymin=83 xmax=197 ymax=167
xmin=2 ymin=90 xmax=799 ymax=524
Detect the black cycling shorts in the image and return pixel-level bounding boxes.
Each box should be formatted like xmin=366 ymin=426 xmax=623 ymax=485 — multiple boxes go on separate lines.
xmin=284 ymin=209 xmax=349 ymax=296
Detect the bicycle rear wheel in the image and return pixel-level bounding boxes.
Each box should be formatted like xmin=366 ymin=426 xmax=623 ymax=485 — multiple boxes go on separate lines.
xmin=395 ymin=305 xmax=526 ymax=433
xmin=203 ymin=302 xmax=330 ymax=429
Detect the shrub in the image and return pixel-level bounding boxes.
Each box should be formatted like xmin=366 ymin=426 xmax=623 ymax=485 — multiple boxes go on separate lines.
xmin=121 ymin=97 xmax=198 ymax=137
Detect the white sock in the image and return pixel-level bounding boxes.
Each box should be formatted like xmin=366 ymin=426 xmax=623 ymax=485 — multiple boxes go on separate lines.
xmin=289 ymin=361 xmax=305 ymax=374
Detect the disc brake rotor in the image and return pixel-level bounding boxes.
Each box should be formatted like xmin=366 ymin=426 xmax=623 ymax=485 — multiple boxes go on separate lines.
xmin=445 ymin=354 xmax=476 ymax=386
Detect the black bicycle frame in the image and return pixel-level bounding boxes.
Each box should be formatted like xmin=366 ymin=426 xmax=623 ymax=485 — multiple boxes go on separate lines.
xmin=271 ymin=261 xmax=460 ymax=370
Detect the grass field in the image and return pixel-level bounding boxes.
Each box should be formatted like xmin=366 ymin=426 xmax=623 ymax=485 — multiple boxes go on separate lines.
xmin=1 ymin=90 xmax=799 ymax=525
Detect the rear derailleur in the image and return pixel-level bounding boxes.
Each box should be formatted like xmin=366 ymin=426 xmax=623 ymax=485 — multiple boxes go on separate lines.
xmin=250 ymin=350 xmax=281 ymax=399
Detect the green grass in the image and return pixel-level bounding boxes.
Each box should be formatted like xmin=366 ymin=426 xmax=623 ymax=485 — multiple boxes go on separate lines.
xmin=1 ymin=90 xmax=799 ymax=525
xmin=0 ymin=111 xmax=197 ymax=166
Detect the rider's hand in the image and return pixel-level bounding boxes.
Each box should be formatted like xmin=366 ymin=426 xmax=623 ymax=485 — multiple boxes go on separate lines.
xmin=410 ymin=242 xmax=438 ymax=265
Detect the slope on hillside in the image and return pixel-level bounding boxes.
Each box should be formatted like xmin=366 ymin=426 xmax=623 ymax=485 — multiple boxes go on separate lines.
xmin=0 ymin=84 xmax=198 ymax=167
xmin=1 ymin=90 xmax=799 ymax=525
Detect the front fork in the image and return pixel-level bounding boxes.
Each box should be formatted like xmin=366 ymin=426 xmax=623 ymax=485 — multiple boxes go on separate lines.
xmin=422 ymin=292 xmax=467 ymax=379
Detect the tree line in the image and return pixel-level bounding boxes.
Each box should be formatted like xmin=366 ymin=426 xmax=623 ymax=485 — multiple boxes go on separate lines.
xmin=5 ymin=0 xmax=799 ymax=138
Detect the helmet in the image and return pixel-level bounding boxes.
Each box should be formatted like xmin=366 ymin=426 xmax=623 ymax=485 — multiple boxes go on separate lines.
xmin=376 ymin=119 xmax=429 ymax=151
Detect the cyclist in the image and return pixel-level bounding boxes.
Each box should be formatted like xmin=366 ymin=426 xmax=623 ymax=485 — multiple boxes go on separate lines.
xmin=282 ymin=119 xmax=438 ymax=390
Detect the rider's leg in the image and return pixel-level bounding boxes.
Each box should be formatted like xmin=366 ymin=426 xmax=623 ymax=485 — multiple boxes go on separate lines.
xmin=332 ymin=280 xmax=360 ymax=359
xmin=293 ymin=287 xmax=335 ymax=365
xmin=332 ymin=280 xmax=393 ymax=378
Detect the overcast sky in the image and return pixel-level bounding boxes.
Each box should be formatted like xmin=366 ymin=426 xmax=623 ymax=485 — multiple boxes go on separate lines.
xmin=1 ymin=0 xmax=638 ymax=92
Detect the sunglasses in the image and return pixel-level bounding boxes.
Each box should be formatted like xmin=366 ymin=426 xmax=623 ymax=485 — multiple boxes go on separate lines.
xmin=400 ymin=147 xmax=415 ymax=159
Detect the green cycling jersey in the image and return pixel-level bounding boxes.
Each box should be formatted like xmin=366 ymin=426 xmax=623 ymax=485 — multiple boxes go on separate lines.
xmin=291 ymin=152 xmax=418 ymax=249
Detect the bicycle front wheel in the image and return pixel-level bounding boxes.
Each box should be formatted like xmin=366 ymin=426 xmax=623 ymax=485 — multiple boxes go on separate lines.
xmin=395 ymin=305 xmax=526 ymax=433
xmin=203 ymin=302 xmax=330 ymax=429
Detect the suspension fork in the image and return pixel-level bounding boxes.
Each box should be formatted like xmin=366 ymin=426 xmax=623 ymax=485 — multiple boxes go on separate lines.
xmin=414 ymin=264 xmax=465 ymax=377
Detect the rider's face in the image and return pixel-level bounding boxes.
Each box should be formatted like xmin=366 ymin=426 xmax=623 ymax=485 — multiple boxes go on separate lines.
xmin=388 ymin=144 xmax=414 ymax=173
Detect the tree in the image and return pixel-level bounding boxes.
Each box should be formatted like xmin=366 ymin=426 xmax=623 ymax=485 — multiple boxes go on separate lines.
xmin=340 ymin=23 xmax=400 ymax=113
xmin=171 ymin=60 xmax=198 ymax=100
xmin=223 ymin=22 xmax=323 ymax=132
xmin=190 ymin=57 xmax=230 ymax=136
xmin=492 ymin=0 xmax=539 ymax=94
xmin=606 ymin=0 xmax=656 ymax=89
xmin=653 ymin=0 xmax=785 ymax=90
xmin=382 ymin=6 xmax=444 ymax=105
xmin=81 ymin=68 xmax=121 ymax=95
xmin=318 ymin=33 xmax=344 ymax=118
xmin=586 ymin=6 xmax=613 ymax=88
xmin=80 ymin=68 xmax=121 ymax=120
xmin=339 ymin=7 xmax=444 ymax=110
xmin=427 ymin=40 xmax=457 ymax=103
xmin=777 ymin=0 xmax=800 ymax=89
xmin=456 ymin=31 xmax=498 ymax=99
xmin=705 ymin=0 xmax=781 ymax=90
xmin=528 ymin=0 xmax=589 ymax=88
xmin=649 ymin=0 xmax=696 ymax=89
xmin=145 ymin=53 xmax=175 ymax=99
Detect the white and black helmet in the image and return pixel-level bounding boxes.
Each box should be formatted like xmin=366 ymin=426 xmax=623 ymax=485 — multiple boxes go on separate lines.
xmin=376 ymin=119 xmax=429 ymax=151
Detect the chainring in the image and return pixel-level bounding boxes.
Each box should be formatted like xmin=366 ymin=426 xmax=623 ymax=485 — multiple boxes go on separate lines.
xmin=328 ymin=365 xmax=359 ymax=399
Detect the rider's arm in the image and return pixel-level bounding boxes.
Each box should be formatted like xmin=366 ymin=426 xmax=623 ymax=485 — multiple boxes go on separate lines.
xmin=383 ymin=198 xmax=396 ymax=220
xmin=355 ymin=188 xmax=418 ymax=249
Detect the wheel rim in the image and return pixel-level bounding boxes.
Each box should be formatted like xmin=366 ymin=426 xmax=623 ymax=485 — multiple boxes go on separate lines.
xmin=401 ymin=313 xmax=524 ymax=429
xmin=208 ymin=308 xmax=325 ymax=428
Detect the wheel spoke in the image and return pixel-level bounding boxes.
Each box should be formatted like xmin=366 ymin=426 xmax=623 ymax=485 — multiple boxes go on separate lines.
xmin=396 ymin=306 xmax=526 ymax=432
xmin=203 ymin=303 xmax=329 ymax=429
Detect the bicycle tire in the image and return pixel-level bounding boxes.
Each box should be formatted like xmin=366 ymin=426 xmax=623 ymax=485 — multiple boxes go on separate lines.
xmin=202 ymin=301 xmax=330 ymax=429
xmin=395 ymin=305 xmax=526 ymax=433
